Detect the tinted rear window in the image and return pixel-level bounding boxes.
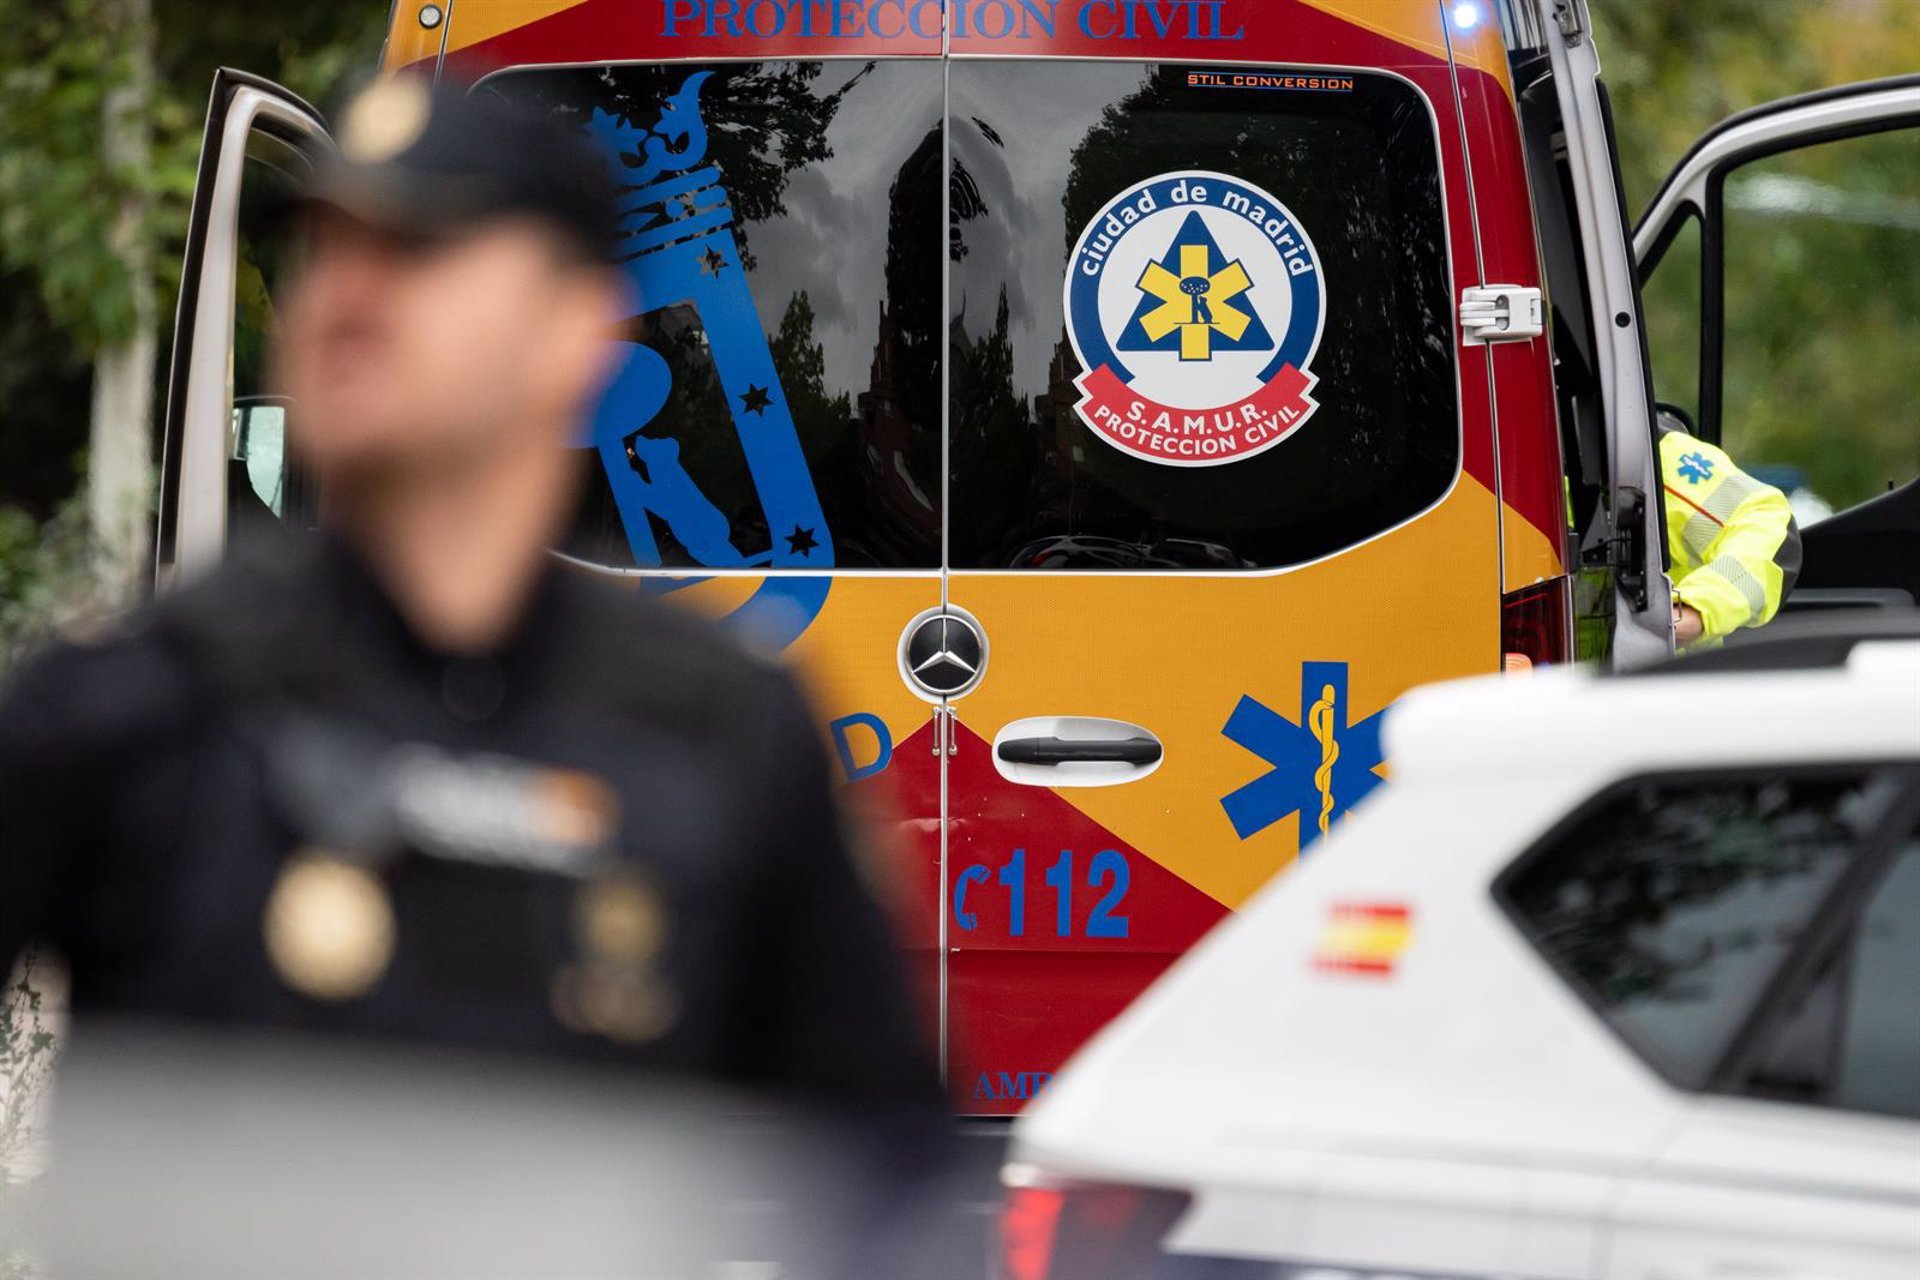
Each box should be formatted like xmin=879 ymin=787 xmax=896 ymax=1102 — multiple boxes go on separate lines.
xmin=948 ymin=63 xmax=1457 ymax=570
xmin=491 ymin=61 xmax=1456 ymax=575
xmin=487 ymin=61 xmax=945 ymax=571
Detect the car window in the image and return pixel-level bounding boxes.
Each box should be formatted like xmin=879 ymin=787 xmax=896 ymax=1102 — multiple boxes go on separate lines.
xmin=1719 ymin=127 xmax=1920 ymax=521
xmin=1747 ymin=821 xmax=1920 ymax=1120
xmin=484 ymin=61 xmax=945 ymax=571
xmin=1498 ymin=769 xmax=1907 ymax=1089
xmin=1641 ymin=209 xmax=1702 ymax=428
xmin=946 ymin=63 xmax=1458 ymax=570
xmin=231 ymin=400 xmax=288 ymax=516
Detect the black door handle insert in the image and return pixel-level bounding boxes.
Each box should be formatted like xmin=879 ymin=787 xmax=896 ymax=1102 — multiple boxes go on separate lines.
xmin=995 ymin=736 xmax=1163 ymax=767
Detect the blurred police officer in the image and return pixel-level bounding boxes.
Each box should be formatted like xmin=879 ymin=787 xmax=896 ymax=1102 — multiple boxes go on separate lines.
xmin=0 ymin=80 xmax=938 ymax=1118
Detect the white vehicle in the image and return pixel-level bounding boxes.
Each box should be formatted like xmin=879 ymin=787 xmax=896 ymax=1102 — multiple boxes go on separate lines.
xmin=999 ymin=618 xmax=1920 ymax=1280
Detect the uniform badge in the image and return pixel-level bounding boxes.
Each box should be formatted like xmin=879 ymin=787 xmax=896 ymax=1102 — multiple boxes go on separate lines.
xmin=1064 ymin=170 xmax=1326 ymax=467
xmin=574 ymin=868 xmax=666 ymax=963
xmin=262 ymin=850 xmax=396 ymax=1001
xmin=550 ymin=869 xmax=678 ymax=1045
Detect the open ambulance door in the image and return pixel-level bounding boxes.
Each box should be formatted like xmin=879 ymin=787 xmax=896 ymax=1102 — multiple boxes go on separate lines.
xmin=1530 ymin=0 xmax=1675 ymax=667
xmin=156 ymin=70 xmax=329 ymax=589
xmin=1635 ymin=76 xmax=1920 ymax=616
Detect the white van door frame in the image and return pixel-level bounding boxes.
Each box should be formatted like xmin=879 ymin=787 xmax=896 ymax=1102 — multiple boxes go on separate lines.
xmin=155 ymin=70 xmax=328 ymax=589
xmin=1634 ymin=75 xmax=1920 ymax=441
xmin=1532 ymin=0 xmax=1675 ymax=668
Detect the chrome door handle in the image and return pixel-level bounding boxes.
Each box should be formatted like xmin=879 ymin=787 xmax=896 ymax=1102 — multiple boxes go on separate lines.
xmin=996 ymin=736 xmax=1163 ymax=767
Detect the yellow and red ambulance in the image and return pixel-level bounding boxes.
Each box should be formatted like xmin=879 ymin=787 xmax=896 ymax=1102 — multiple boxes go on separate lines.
xmin=162 ymin=1 xmax=1916 ymax=1112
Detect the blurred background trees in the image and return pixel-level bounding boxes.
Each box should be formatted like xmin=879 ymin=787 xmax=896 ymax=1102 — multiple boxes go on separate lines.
xmin=0 ymin=0 xmax=383 ymax=660
xmin=1591 ymin=0 xmax=1920 ymax=212
xmin=1592 ymin=0 xmax=1920 ymax=518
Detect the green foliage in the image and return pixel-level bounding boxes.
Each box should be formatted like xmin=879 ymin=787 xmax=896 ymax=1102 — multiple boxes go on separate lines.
xmin=0 ymin=491 xmax=113 ymax=676
xmin=0 ymin=0 xmax=386 ymax=516
xmin=0 ymin=0 xmax=389 ymax=355
xmin=0 ymin=271 xmax=90 ymax=517
xmin=1598 ymin=0 xmax=1920 ymax=513
xmin=1589 ymin=0 xmax=1808 ymax=217
xmin=1592 ymin=0 xmax=1920 ymax=216
xmin=2 ymin=0 xmax=1917 ymax=567
xmin=1716 ymin=129 xmax=1920 ymax=509
xmin=0 ymin=0 xmax=154 ymax=352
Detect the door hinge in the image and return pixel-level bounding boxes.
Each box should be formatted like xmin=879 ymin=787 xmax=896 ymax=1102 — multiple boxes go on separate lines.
xmin=1460 ymin=285 xmax=1545 ymax=345
xmin=1613 ymin=486 xmax=1650 ymax=612
xmin=1550 ymin=0 xmax=1586 ymax=43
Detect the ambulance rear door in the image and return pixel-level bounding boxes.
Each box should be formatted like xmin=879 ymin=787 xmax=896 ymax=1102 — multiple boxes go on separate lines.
xmin=413 ymin=0 xmax=1510 ymax=1112
xmin=1523 ymin=0 xmax=1675 ymax=666
xmin=938 ymin=4 xmax=1503 ymax=1113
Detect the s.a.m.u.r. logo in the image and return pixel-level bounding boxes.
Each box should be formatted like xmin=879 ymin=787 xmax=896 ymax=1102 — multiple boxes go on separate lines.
xmin=1063 ymin=170 xmax=1326 ymax=467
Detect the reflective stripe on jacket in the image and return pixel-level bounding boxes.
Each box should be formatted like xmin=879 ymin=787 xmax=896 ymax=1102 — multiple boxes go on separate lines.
xmin=1659 ymin=425 xmax=1802 ymax=642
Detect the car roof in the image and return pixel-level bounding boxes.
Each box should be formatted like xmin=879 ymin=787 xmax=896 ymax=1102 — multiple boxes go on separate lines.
xmin=1385 ymin=633 xmax=1919 ymax=796
xmin=1625 ymin=610 xmax=1920 ymax=677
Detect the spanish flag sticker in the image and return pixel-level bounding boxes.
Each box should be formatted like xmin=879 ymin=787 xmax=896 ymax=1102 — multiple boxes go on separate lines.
xmin=1313 ymin=902 xmax=1413 ymax=976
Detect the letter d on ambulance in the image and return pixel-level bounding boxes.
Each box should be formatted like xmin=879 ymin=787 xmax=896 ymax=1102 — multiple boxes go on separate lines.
xmin=829 ymin=712 xmax=893 ymax=783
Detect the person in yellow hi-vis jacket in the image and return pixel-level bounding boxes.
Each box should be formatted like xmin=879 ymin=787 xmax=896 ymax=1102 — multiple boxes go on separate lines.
xmin=1658 ymin=420 xmax=1802 ymax=647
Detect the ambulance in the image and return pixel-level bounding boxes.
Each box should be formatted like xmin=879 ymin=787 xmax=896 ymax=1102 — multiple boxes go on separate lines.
xmin=156 ymin=0 xmax=1920 ymax=1112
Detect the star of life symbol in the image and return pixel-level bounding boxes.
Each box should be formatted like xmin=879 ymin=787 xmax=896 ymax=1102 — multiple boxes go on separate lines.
xmin=1064 ymin=169 xmax=1326 ymax=468
xmin=1677 ymin=451 xmax=1715 ymax=485
xmin=1220 ymin=662 xmax=1388 ymax=854
xmin=1119 ymin=213 xmax=1273 ymax=363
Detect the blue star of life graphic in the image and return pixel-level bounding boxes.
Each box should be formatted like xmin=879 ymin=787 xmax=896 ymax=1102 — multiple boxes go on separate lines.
xmin=1220 ymin=661 xmax=1389 ymax=852
xmin=1677 ymin=451 xmax=1716 ymax=485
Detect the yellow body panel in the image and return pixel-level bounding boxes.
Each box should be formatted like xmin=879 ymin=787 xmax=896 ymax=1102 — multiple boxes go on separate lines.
xmin=1502 ymin=497 xmax=1563 ymax=590
xmin=952 ymin=476 xmax=1500 ymax=909
xmin=380 ymin=3 xmax=450 ymax=72
xmin=1300 ymin=0 xmax=1450 ymax=62
xmin=659 ymin=573 xmax=940 ymax=752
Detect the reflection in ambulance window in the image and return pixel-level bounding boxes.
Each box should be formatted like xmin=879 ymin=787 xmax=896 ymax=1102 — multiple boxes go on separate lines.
xmin=949 ymin=63 xmax=1457 ymax=570
xmin=483 ymin=61 xmax=944 ymax=571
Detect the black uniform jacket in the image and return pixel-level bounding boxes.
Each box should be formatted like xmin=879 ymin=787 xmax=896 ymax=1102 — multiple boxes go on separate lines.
xmin=0 ymin=537 xmax=939 ymax=1113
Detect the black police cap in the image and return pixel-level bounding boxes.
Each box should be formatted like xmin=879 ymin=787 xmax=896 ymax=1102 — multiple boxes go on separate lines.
xmin=293 ymin=77 xmax=621 ymax=265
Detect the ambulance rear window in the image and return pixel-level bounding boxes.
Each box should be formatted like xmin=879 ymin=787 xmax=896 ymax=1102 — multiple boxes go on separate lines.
xmin=949 ymin=63 xmax=1457 ymax=570
xmin=487 ymin=61 xmax=946 ymax=571
xmin=488 ymin=60 xmax=1452 ymax=574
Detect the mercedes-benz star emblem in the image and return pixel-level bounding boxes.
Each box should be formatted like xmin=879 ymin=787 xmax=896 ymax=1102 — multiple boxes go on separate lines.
xmin=898 ymin=606 xmax=988 ymax=701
